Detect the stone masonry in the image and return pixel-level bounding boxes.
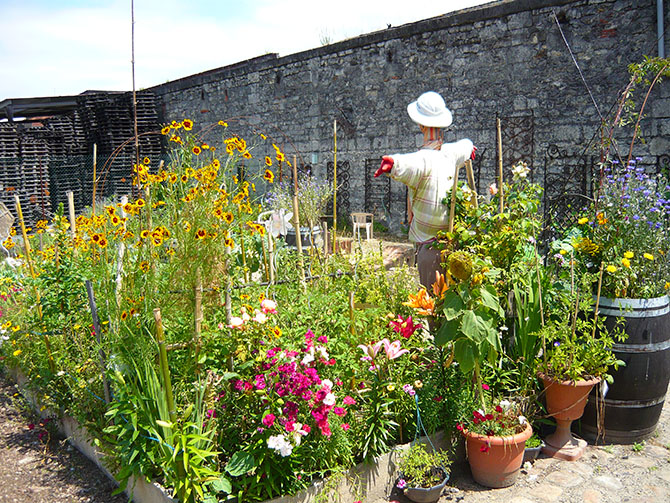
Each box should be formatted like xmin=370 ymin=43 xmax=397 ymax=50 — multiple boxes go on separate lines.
xmin=149 ymin=0 xmax=670 ymax=233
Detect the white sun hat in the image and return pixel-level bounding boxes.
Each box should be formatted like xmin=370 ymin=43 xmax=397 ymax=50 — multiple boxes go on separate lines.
xmin=407 ymin=91 xmax=453 ymax=128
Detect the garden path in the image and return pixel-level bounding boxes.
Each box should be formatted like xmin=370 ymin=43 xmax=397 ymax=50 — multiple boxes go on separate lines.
xmin=376 ymin=400 xmax=670 ymax=503
xmin=0 ymin=370 xmax=126 ymax=503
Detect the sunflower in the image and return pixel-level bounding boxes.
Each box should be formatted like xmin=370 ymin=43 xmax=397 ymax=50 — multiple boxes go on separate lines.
xmin=139 ymin=261 xmax=150 ymax=272
xmin=276 ymin=151 xmax=286 ymax=162
xmin=242 ymin=150 xmax=252 ymax=159
xmin=271 ymin=326 xmax=282 ymax=338
xmin=264 ymin=169 xmax=275 ymax=183
xmin=97 ymin=237 xmax=108 ymax=248
xmin=161 ymin=126 xmax=170 ymax=135
xmin=192 ymin=146 xmax=201 ymax=155
xmin=218 ymin=120 xmax=228 ymax=127
xmin=180 ymin=174 xmax=188 ymax=183
xmin=223 ymin=212 xmax=234 ymax=224
xmin=265 ymin=156 xmax=272 ymax=167
xmin=90 ymin=233 xmax=101 ymax=243
xmin=195 ymin=229 xmax=207 ymax=240
xmin=135 ymin=198 xmax=146 ymax=208
xmin=224 ymin=237 xmax=235 ymax=248
xmin=143 ymin=157 xmax=150 ymax=165
xmin=182 ymin=119 xmax=193 ymax=131
xmin=110 ymin=215 xmax=121 ymax=226
xmin=121 ymin=311 xmax=128 ymax=321
xmin=212 ymin=159 xmax=220 ymax=169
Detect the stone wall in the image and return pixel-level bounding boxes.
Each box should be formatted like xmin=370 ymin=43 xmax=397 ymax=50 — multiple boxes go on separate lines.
xmin=149 ymin=0 xmax=670 ymax=233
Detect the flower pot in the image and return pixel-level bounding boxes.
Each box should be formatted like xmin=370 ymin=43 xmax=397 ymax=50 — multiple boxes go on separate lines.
xmin=540 ymin=374 xmax=600 ymax=461
xmin=462 ymin=422 xmax=532 ymax=488
xmin=284 ymin=225 xmax=323 ymax=249
xmin=580 ymin=295 xmax=670 ymax=443
xmin=403 ymin=467 xmax=449 ymax=503
xmin=522 ymin=442 xmax=544 ymax=463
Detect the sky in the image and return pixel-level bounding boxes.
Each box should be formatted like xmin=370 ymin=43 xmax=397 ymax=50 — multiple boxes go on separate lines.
xmin=0 ymin=0 xmax=492 ymax=100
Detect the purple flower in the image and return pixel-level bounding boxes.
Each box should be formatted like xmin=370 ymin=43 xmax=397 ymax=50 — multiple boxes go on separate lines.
xmin=397 ymin=479 xmax=407 ymax=489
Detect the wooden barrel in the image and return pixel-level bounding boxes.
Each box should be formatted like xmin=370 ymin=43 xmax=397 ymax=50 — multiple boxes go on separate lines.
xmin=579 ymin=295 xmax=670 ymax=443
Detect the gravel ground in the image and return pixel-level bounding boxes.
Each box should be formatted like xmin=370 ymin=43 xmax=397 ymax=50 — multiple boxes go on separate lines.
xmin=377 ymin=398 xmax=670 ymax=503
xmin=0 ymin=370 xmax=126 ymax=503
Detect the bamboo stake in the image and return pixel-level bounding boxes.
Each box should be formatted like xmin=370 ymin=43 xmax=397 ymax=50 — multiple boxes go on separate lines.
xmin=496 ymin=117 xmax=504 ymax=214
xmin=349 ymin=291 xmax=355 ymax=336
xmin=194 ymin=269 xmax=203 ymax=371
xmin=153 ymin=308 xmax=177 ymax=424
xmin=448 ymin=165 xmax=461 ymax=233
xmin=292 ymin=197 xmax=307 ymax=289
xmin=67 ymin=191 xmax=76 ymax=239
xmin=13 ymin=194 xmax=53 ymax=372
xmin=332 ymin=120 xmax=337 ymax=251
xmin=115 ymin=196 xmax=128 ymax=310
xmin=267 ymin=232 xmax=275 ymax=284
xmin=464 ymin=159 xmax=478 ymax=209
xmin=261 ymin=234 xmax=270 ymax=282
xmin=84 ymin=280 xmax=111 ymax=404
xmin=92 ymin=143 xmax=97 ymax=215
xmin=592 ymin=263 xmax=605 ymax=339
xmin=239 ymin=226 xmax=249 ymax=283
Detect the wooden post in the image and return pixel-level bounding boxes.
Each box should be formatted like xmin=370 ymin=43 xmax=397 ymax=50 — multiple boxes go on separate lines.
xmin=332 ymin=120 xmax=337 ymax=251
xmin=85 ymin=280 xmax=111 ymax=404
xmin=464 ymin=160 xmax=478 ymax=208
xmin=292 ymin=197 xmax=307 ymax=289
xmin=496 ymin=117 xmax=504 ymax=214
xmin=115 ymin=196 xmax=128 ymax=310
xmin=67 ymin=191 xmax=76 ymax=239
xmin=153 ymin=308 xmax=177 ymax=424
xmin=194 ymin=269 xmax=203 ymax=371
xmin=261 ymin=234 xmax=270 ymax=282
xmin=92 ymin=143 xmax=97 ymax=215
xmin=13 ymin=194 xmax=53 ymax=372
xmin=448 ymin=165 xmax=461 ymax=233
xmin=267 ymin=232 xmax=275 ymax=284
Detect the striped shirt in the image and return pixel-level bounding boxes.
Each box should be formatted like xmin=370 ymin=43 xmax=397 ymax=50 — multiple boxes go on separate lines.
xmin=389 ymin=139 xmax=473 ymax=244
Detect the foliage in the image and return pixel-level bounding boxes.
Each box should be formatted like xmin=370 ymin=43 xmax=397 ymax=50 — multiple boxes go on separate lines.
xmin=396 ymin=443 xmax=451 ymax=489
xmin=564 ymin=158 xmax=670 ymax=298
xmin=534 ymin=276 xmax=626 ymax=383
xmin=266 ymin=174 xmax=333 ymax=227
xmin=457 ymin=393 xmax=528 ymax=441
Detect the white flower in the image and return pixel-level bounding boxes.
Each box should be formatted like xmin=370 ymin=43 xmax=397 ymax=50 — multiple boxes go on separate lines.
xmin=321 ymin=379 xmax=333 ymax=389
xmin=511 ymin=162 xmax=530 ymax=179
xmin=252 ymin=310 xmax=267 ymax=324
xmin=499 ymin=399 xmax=511 ymax=411
xmin=519 ymin=415 xmax=528 ymax=425
xmin=301 ymin=352 xmax=315 ymax=365
xmin=267 ymin=434 xmax=293 ymax=457
xmin=323 ymin=392 xmax=336 ymax=406
xmin=317 ymin=346 xmax=329 ymax=360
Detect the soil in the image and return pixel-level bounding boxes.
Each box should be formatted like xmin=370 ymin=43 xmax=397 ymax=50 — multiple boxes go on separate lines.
xmin=0 ymin=370 xmax=126 ymax=503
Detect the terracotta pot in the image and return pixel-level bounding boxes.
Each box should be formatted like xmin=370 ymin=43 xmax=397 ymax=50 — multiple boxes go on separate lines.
xmin=540 ymin=374 xmax=600 ymax=461
xmin=462 ymin=422 xmax=532 ymax=488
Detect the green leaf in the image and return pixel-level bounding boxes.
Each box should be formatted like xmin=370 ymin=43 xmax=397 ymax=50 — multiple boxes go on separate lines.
xmin=460 ymin=309 xmax=496 ymax=342
xmin=454 ymin=339 xmax=475 ymax=373
xmin=441 ymin=291 xmax=464 ymax=320
xmin=156 ymin=420 xmax=173 ymax=428
xmin=211 ymin=476 xmax=232 ymax=494
xmin=480 ymin=284 xmax=504 ymax=316
xmin=225 ymin=451 xmax=256 ymax=476
xmin=434 ymin=317 xmax=460 ymax=346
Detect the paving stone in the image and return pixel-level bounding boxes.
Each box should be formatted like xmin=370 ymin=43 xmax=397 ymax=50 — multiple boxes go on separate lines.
xmin=645 ymin=484 xmax=670 ymax=500
xmin=530 ymin=483 xmax=563 ymax=502
xmin=626 ymin=455 xmax=656 ymax=469
xmin=592 ymin=475 xmax=623 ymax=491
xmin=566 ymin=461 xmax=594 ymax=478
xmin=508 ymin=497 xmax=535 ymax=503
xmin=645 ymin=445 xmax=669 ymax=459
xmin=544 ymin=470 xmax=583 ymax=488
xmin=654 ymin=466 xmax=670 ymax=483
xmin=582 ymin=488 xmax=601 ymax=503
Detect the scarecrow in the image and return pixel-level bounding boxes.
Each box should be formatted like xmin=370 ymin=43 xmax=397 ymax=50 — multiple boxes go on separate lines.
xmin=374 ymin=91 xmax=476 ymax=289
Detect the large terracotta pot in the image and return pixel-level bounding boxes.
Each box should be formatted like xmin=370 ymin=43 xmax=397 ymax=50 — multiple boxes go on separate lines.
xmin=540 ymin=374 xmax=600 ymax=461
xmin=462 ymin=422 xmax=532 ymax=488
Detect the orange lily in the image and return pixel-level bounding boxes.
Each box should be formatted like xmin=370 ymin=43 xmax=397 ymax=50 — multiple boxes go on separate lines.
xmin=403 ymin=288 xmax=435 ymax=316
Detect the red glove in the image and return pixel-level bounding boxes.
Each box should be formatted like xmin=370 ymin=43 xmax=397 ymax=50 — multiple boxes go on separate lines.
xmin=470 ymin=146 xmax=477 ymax=160
xmin=374 ymin=156 xmax=394 ymax=178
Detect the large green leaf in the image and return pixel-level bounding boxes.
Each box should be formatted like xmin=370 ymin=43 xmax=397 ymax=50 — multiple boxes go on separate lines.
xmin=480 ymin=284 xmax=504 ymax=317
xmin=454 ymin=339 xmax=475 ymax=373
xmin=441 ymin=291 xmax=464 ymax=320
xmin=225 ymin=451 xmax=256 ymax=477
xmin=460 ymin=309 xmax=496 ymax=343
xmin=211 ymin=476 xmax=232 ymax=494
xmin=434 ymin=317 xmax=460 ymax=346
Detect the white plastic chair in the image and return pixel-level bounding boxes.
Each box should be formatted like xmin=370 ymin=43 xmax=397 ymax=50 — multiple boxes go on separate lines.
xmin=351 ymin=212 xmax=373 ymax=241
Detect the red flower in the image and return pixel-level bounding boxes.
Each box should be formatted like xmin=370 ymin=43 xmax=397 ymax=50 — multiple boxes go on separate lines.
xmin=456 ymin=423 xmax=464 ymax=432
xmin=480 ymin=443 xmax=490 ymax=453
xmin=482 ymin=384 xmax=490 ymax=390
xmin=495 ymin=405 xmax=503 ymax=413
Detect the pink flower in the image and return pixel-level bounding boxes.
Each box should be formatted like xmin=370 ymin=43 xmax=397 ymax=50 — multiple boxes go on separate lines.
xmin=253 ymin=310 xmax=268 ymax=324
xmin=383 ymin=339 xmax=409 ymax=360
xmin=389 ymin=315 xmax=422 ymax=339
xmin=341 ymin=423 xmax=350 ymax=431
xmin=317 ymin=335 xmax=327 ymax=344
xmin=217 ymin=322 xmax=224 ymax=329
xmin=333 ymin=407 xmax=346 ymax=417
xmin=261 ymin=299 xmax=277 ymax=314
xmin=27 ymin=423 xmax=35 ymax=430
xmin=357 ymin=339 xmax=387 ymax=359
xmin=227 ymin=316 xmax=245 ymax=329
xmin=343 ymin=395 xmax=356 ymax=405
xmin=262 ymin=414 xmax=276 ymax=427
xmin=482 ymin=383 xmax=490 ymax=391
xmin=480 ymin=442 xmax=490 ymax=453
xmin=489 ymin=183 xmax=498 ymax=196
